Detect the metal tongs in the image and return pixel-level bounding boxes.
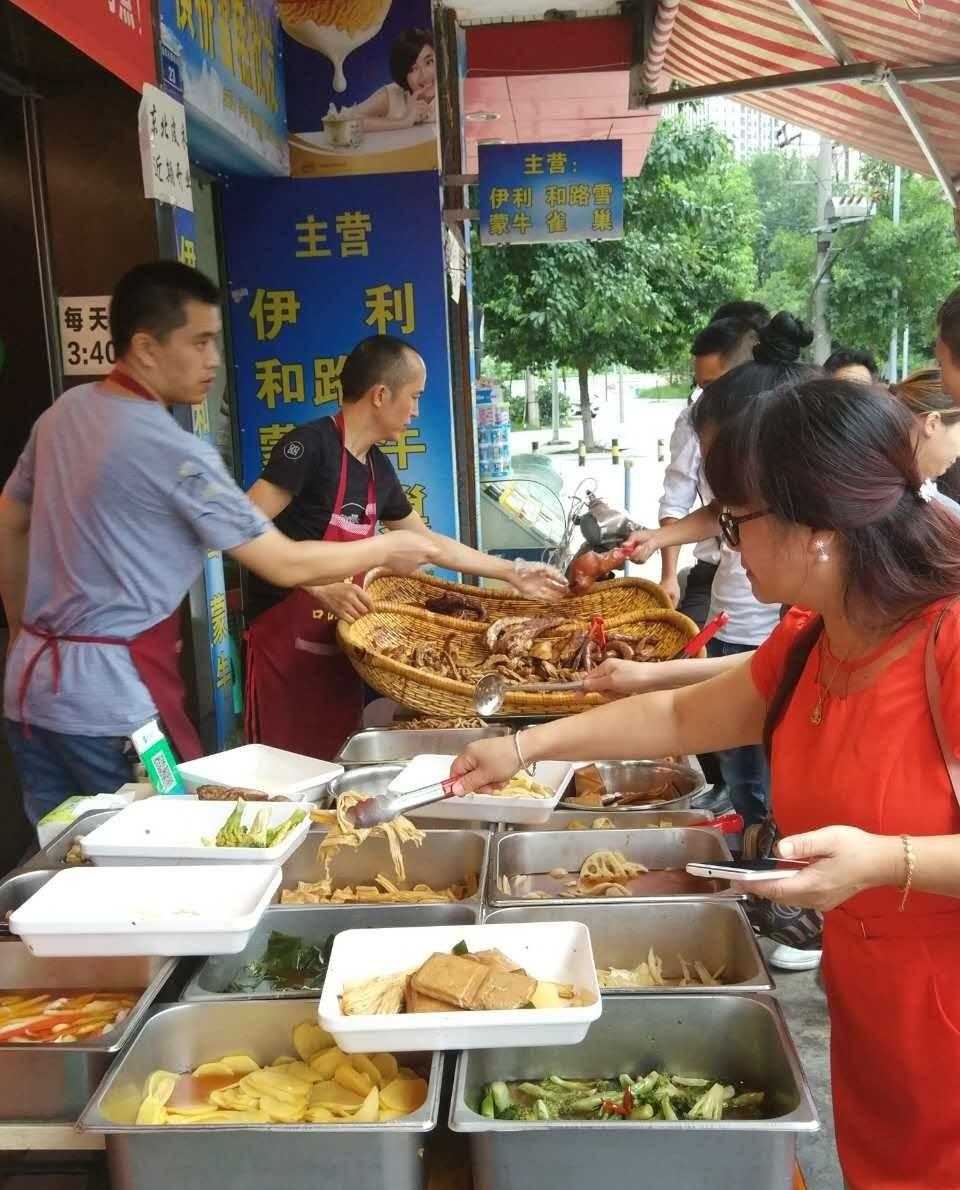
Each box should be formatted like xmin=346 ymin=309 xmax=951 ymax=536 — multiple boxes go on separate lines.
xmin=345 ymin=777 xmax=459 ymax=830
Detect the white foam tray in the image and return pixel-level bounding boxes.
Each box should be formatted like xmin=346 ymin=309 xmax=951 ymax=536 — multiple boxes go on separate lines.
xmin=177 ymin=744 xmax=343 ymax=802
xmin=318 ymin=921 xmax=601 ymax=1052
xmin=387 ymin=756 xmax=572 ymax=825
xmin=79 ymin=798 xmax=310 ymax=866
xmin=9 ymin=865 xmax=281 ymax=957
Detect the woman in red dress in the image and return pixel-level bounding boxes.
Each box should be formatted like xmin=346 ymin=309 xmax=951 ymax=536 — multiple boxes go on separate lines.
xmin=453 ymin=377 xmax=960 ymax=1189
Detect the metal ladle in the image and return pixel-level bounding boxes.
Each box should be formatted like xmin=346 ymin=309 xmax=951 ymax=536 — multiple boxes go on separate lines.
xmin=473 ymin=672 xmax=586 ymax=717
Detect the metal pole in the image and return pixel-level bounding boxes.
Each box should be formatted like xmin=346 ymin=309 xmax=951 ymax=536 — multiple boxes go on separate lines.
xmin=22 ymin=96 xmax=62 ymax=401
xmin=888 ymin=165 xmax=902 ymax=383
xmin=902 ymin=324 xmax=910 ymax=381
xmin=812 ymin=135 xmax=833 ymax=365
xmin=550 ymin=361 xmax=561 ymax=444
xmin=623 ymin=458 xmax=634 ymax=576
xmin=618 ymin=368 xmax=625 ymax=426
xmin=524 ymin=369 xmax=540 ymax=429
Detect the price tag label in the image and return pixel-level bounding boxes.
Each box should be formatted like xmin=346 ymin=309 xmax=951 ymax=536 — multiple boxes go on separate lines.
xmin=58 ymin=296 xmax=116 ymax=376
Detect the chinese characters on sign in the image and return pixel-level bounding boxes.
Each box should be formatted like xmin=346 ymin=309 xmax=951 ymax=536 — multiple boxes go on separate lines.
xmin=222 ymin=171 xmax=457 ymax=543
xmin=158 ymin=0 xmax=288 ymax=176
xmin=138 ymin=84 xmax=193 ymax=211
xmin=478 ymin=140 xmax=624 ymax=247
xmin=57 ymin=297 xmax=115 ymax=376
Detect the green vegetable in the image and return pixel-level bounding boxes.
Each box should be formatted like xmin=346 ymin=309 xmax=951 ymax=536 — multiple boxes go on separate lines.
xmin=687 ymin=1084 xmax=728 ymax=1121
xmin=490 ymin=1082 xmax=512 ymax=1114
xmin=452 ymin=941 xmax=469 ymax=957
xmin=480 ymin=1091 xmax=495 ymax=1119
xmin=225 ymin=930 xmax=331 ymax=994
xmin=630 ymin=1104 xmax=655 ymax=1120
xmin=209 ymin=803 xmax=306 ymax=850
xmin=660 ymin=1096 xmax=678 ymax=1121
xmin=535 ymin=1098 xmax=551 ymax=1120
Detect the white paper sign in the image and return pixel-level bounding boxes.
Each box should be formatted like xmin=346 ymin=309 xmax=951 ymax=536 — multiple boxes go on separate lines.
xmin=138 ymin=83 xmax=193 ymax=211
xmin=58 ymin=296 xmax=116 ymax=376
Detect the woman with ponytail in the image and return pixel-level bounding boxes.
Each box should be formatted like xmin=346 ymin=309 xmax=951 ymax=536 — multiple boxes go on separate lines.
xmin=453 ymin=378 xmax=960 ymax=1187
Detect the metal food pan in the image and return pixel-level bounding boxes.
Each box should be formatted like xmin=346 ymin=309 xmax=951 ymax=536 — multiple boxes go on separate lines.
xmin=275 ymin=828 xmax=490 ymax=910
xmin=335 ymin=727 xmax=510 ymax=767
xmin=323 ymin=764 xmax=489 ymax=829
xmin=182 ymin=902 xmax=478 ymax=1002
xmin=449 ymin=994 xmax=817 ymax=1190
xmin=20 ymin=811 xmax=117 ymax=870
xmin=482 ymin=902 xmax=772 ymax=992
xmin=0 ymin=941 xmax=174 ymax=1121
xmin=79 ymin=999 xmax=442 ymax=1190
xmin=503 ymin=809 xmax=716 ymax=833
xmin=561 ymin=759 xmax=705 ymax=813
xmin=487 ymin=828 xmax=736 ymax=907
xmin=0 ymin=869 xmax=56 ymax=927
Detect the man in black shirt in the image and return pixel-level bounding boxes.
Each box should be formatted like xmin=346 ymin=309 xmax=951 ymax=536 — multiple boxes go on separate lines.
xmin=245 ymin=334 xmax=565 ymax=758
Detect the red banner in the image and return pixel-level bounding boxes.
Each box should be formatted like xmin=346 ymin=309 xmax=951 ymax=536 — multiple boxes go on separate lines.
xmin=11 ymin=0 xmax=156 ymax=93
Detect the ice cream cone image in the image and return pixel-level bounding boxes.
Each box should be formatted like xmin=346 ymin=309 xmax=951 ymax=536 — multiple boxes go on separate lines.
xmin=279 ymin=0 xmax=393 ymax=92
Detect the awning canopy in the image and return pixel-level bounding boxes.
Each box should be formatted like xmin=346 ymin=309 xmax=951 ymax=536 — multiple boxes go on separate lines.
xmin=643 ymin=0 xmax=960 ymax=203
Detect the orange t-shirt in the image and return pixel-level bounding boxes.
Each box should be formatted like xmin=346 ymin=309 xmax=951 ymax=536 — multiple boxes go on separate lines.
xmin=750 ymin=602 xmax=960 ymax=918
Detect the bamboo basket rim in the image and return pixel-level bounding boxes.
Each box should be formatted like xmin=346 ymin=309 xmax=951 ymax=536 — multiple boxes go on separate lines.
xmin=365 ymin=570 xmax=672 ymax=610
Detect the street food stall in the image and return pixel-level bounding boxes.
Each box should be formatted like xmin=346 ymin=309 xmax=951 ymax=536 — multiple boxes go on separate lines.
xmin=0 ymin=573 xmax=817 ymax=1189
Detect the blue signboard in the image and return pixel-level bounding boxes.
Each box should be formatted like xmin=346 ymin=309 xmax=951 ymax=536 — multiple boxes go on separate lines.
xmin=158 ymin=0 xmax=288 ymax=176
xmin=479 ymin=140 xmax=624 ymax=247
xmin=220 ymin=170 xmax=458 ymax=543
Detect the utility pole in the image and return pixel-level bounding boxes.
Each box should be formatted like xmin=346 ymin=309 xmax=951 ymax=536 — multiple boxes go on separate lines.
xmin=550 ymin=361 xmax=561 ymax=444
xmin=812 ymin=135 xmax=833 ymax=365
xmin=524 ymin=369 xmax=540 ymax=429
xmin=618 ymin=368 xmax=625 ymax=426
xmin=888 ymin=165 xmax=903 ymax=383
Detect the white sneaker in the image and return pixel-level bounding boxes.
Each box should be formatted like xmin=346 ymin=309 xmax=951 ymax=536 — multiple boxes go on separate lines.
xmin=770 ymin=944 xmax=822 ymax=972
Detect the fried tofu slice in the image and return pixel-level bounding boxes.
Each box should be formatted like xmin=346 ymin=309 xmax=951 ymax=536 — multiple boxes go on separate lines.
xmin=468 ymin=948 xmax=525 ymax=974
xmin=473 ymin=969 xmax=537 ymax=1011
xmin=410 ymin=953 xmax=489 ymax=1009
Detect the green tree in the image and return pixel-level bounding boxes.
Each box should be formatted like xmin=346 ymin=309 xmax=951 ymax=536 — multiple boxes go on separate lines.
xmin=472 ymin=118 xmax=758 ymax=448
xmin=828 ymin=171 xmax=959 ymax=370
xmin=748 ymin=151 xmax=817 ymax=287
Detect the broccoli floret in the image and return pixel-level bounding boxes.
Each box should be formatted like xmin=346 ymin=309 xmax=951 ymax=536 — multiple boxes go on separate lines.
xmin=490 ymin=1082 xmax=512 ymax=1114
xmin=687 ymin=1083 xmax=728 ymax=1121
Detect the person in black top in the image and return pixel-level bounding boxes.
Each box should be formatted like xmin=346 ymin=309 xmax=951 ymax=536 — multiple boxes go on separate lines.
xmin=244 ymin=334 xmax=566 ymax=758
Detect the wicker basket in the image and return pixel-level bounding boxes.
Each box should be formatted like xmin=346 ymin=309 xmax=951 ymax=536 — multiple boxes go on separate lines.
xmin=365 ymin=571 xmax=670 ymax=619
xmin=338 ymin=605 xmax=698 ymax=720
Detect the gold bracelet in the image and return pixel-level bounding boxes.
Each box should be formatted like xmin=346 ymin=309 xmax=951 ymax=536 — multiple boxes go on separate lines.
xmin=898 ymin=834 xmax=915 ymax=913
xmin=513 ymin=730 xmax=536 ymax=777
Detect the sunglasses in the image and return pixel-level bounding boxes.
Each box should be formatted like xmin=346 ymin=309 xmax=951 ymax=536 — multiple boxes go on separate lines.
xmin=718 ymin=508 xmax=770 ymax=548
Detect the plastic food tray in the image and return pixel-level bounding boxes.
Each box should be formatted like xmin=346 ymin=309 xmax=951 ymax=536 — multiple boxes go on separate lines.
xmin=318 ymin=921 xmax=601 ymax=1053
xmin=9 ymin=864 xmax=281 ymax=957
xmin=80 ymin=798 xmax=310 ymax=866
xmin=177 ymin=744 xmax=343 ymax=802
xmin=387 ymin=756 xmax=573 ymax=825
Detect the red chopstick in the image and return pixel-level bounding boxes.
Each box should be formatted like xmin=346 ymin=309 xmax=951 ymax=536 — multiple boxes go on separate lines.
xmin=670 ymin=610 xmax=729 ymax=661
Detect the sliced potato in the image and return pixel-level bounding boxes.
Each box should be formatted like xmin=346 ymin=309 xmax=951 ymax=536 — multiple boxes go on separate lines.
xmin=242 ymin=1068 xmax=310 ymax=1105
xmin=284 ymin=1060 xmax=325 ymax=1085
xmin=193 ymin=1061 xmax=236 ymax=1079
xmin=293 ymin=1022 xmax=333 ymax=1062
xmin=210 ymin=1087 xmax=259 ymax=1112
xmin=305 ymin=1105 xmax=336 ymax=1123
xmin=371 ymin=1052 xmax=399 ymax=1083
xmin=308 ymin=1046 xmax=346 ymax=1079
xmin=397 ymin=1066 xmax=422 ymax=1081
xmin=381 ymin=1076 xmax=428 ymax=1114
xmin=351 ymin=1054 xmax=383 ymax=1088
xmin=334 ymin=1063 xmax=372 ymax=1097
xmin=308 ymin=1079 xmax=364 ymax=1109
xmin=379 ymin=1107 xmax=409 ymax=1122
xmin=272 ymin=1055 xmax=296 ymax=1066
xmin=135 ymin=1096 xmax=167 ymax=1125
xmin=260 ymin=1093 xmax=306 ymax=1124
xmin=144 ymin=1071 xmax=178 ymax=1106
xmin=353 ymin=1086 xmax=379 ymax=1123
xmin=165 ymin=1102 xmax=220 ymax=1118
xmin=220 ymin=1054 xmax=260 ymax=1076
xmin=530 ymin=981 xmax=564 ymax=1011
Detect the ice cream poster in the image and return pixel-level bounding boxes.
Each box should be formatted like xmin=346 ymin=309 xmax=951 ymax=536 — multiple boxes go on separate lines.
xmin=281 ymin=0 xmax=439 ymax=177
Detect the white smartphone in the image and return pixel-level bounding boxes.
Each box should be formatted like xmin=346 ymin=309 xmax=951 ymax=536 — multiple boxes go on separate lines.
xmin=686 ymin=858 xmax=809 ymax=882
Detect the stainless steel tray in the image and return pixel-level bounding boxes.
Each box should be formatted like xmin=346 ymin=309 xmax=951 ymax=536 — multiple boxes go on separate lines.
xmin=0 ymin=941 xmax=174 ymax=1121
xmin=20 ymin=811 xmax=117 ymax=870
xmin=182 ymin=902 xmax=478 ymax=1002
xmin=449 ymin=993 xmax=817 ymax=1190
xmin=80 ymin=999 xmax=442 ymax=1190
xmin=275 ymin=828 xmax=490 ymax=910
xmin=483 ymin=902 xmax=772 ymax=992
xmin=336 ymin=727 xmax=510 ymax=767
xmin=562 ymin=759 xmax=705 ymax=813
xmin=487 ymin=828 xmax=736 ymax=907
xmin=503 ymin=808 xmax=716 ymax=833
xmin=0 ymin=869 xmax=56 ymax=926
